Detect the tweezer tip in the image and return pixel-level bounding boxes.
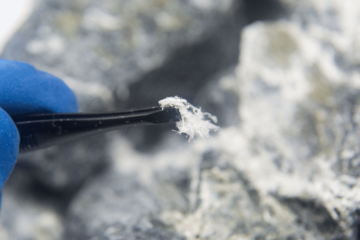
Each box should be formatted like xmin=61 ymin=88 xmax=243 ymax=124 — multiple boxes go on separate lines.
xmin=148 ymin=107 xmax=181 ymax=124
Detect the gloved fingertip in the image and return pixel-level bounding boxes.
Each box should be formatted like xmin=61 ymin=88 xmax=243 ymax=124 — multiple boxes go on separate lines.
xmin=0 ymin=59 xmax=79 ymax=115
xmin=37 ymin=70 xmax=79 ymax=113
xmin=0 ymin=107 xmax=19 ymax=189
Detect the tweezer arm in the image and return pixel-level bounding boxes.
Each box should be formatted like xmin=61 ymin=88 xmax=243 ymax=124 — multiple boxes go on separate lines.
xmin=12 ymin=107 xmax=180 ymax=153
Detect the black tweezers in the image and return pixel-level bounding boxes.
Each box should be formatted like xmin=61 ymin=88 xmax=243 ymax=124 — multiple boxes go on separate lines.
xmin=12 ymin=107 xmax=181 ymax=153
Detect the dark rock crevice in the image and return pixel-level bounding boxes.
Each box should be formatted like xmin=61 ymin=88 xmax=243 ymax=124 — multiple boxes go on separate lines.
xmin=277 ymin=197 xmax=347 ymax=239
xmin=116 ymin=4 xmax=244 ymax=151
xmin=243 ymin=0 xmax=289 ymax=24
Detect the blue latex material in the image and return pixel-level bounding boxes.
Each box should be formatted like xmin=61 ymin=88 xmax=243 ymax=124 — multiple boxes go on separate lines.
xmin=0 ymin=59 xmax=79 ymax=205
xmin=0 ymin=59 xmax=78 ymax=115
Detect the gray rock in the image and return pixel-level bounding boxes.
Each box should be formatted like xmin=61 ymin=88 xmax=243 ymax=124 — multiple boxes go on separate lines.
xmin=65 ymin=173 xmax=186 ymax=240
xmin=194 ymin=66 xmax=241 ymax=127
xmin=65 ymin=135 xmax=191 ymax=239
xmin=4 ymin=0 xmax=359 ymax=239
xmin=234 ymin=0 xmax=360 ymax=235
xmin=66 ymin=135 xmax=347 ymax=239
xmin=17 ymin=132 xmax=111 ymax=190
xmin=66 ymin=0 xmax=360 ymax=239
xmin=0 ymin=167 xmax=64 ymax=240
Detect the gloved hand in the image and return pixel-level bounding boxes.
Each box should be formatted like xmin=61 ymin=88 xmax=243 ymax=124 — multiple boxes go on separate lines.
xmin=0 ymin=59 xmax=78 ymax=205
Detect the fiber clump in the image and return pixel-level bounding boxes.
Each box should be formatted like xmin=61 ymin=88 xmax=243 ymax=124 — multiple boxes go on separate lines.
xmin=159 ymin=96 xmax=219 ymax=141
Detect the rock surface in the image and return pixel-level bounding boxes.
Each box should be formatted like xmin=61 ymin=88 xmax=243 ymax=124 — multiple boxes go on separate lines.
xmin=65 ymin=0 xmax=360 ymax=239
xmin=1 ymin=0 xmax=244 ymax=239
xmin=236 ymin=1 xmax=360 ymax=237
xmin=2 ymin=0 xmax=360 ymax=239
xmin=0 ymin=167 xmax=64 ymax=240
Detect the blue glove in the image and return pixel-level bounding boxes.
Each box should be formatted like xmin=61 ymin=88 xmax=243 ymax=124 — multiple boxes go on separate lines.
xmin=0 ymin=59 xmax=78 ymax=205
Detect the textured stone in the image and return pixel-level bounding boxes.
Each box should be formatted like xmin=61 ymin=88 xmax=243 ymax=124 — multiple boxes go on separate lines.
xmin=65 ymin=136 xmax=191 ymax=239
xmin=235 ymin=0 xmax=360 ymax=237
xmin=66 ymin=0 xmax=360 ymax=239
xmin=4 ymin=0 xmax=360 ymax=239
xmin=0 ymin=167 xmax=64 ymax=240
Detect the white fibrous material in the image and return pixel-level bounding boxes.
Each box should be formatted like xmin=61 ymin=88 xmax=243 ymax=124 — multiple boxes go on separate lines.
xmin=159 ymin=96 xmax=219 ymax=141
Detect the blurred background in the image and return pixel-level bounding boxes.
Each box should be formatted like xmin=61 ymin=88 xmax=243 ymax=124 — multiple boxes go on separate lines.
xmin=0 ymin=0 xmax=360 ymax=239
